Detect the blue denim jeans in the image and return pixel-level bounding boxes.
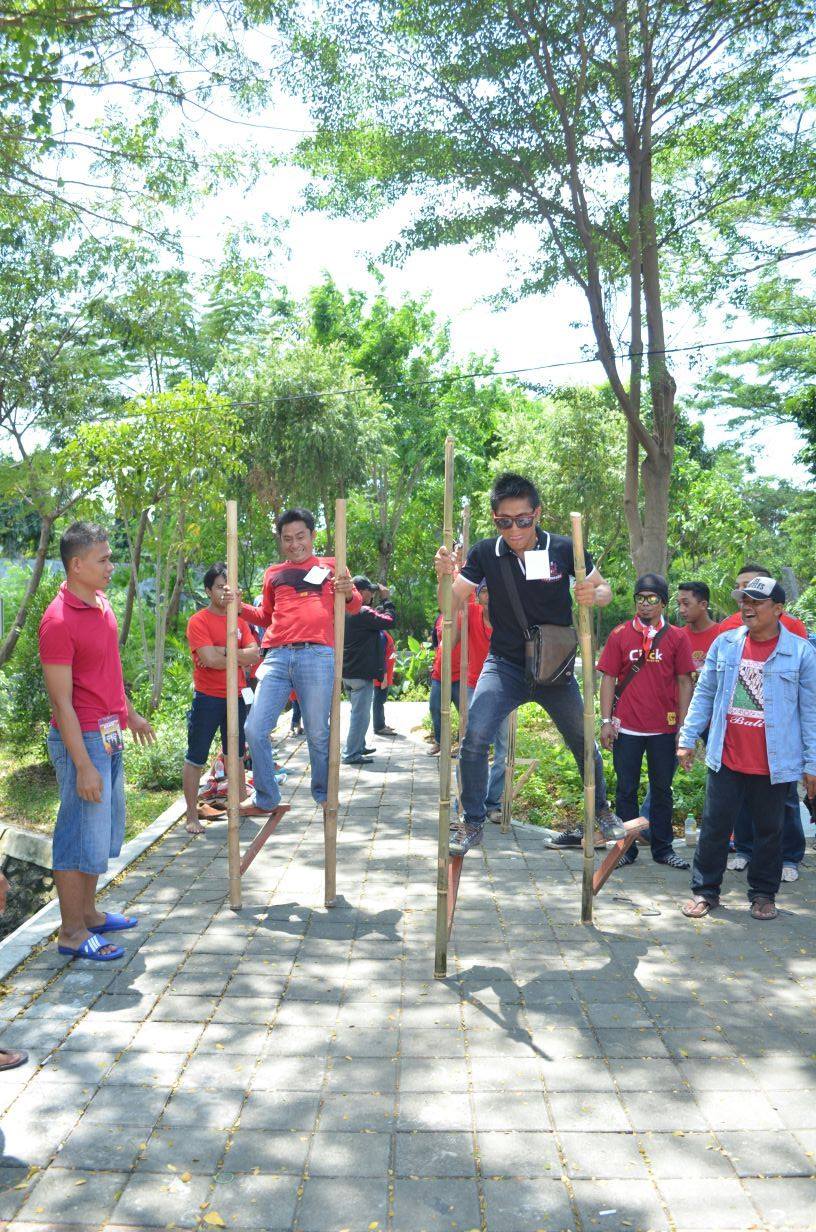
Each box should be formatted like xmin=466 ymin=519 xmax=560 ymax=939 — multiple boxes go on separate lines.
xmin=372 ymin=685 xmax=389 ymax=732
xmin=342 ymin=677 xmax=374 ymax=762
xmin=246 ymin=644 xmax=334 ymax=807
xmin=467 ymin=684 xmax=509 ymax=811
xmin=692 ymin=764 xmax=788 ymax=902
xmin=733 ymin=780 xmax=805 ymax=865
xmin=47 ymin=729 xmax=126 ymax=875
xmin=613 ymin=732 xmax=677 ymax=861
xmin=429 ymin=678 xmax=461 ymax=744
xmin=460 ymin=654 xmax=607 ymax=826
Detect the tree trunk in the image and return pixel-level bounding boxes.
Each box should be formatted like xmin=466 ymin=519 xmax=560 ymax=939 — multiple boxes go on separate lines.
xmin=0 ymin=513 xmax=55 ymax=667
xmin=166 ymin=554 xmax=187 ymax=632
xmin=119 ymin=507 xmax=149 ymax=648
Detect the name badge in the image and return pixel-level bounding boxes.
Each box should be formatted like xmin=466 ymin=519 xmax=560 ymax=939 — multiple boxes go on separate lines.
xmin=241 ymin=687 xmax=254 ymax=705
xmin=98 ymin=713 xmax=124 ymax=754
xmin=524 ymin=549 xmax=552 ymax=581
xmin=303 ymin=565 xmax=330 ymax=586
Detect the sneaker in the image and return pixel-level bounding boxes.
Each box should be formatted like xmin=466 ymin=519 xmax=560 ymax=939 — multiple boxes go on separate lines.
xmin=487 ymin=808 xmax=503 ymax=825
xmin=781 ymin=863 xmax=799 ymax=883
xmin=596 ymin=805 xmax=627 ymax=842
xmin=449 ymin=821 xmax=484 ymax=857
xmin=727 ymin=853 xmax=749 ymax=871
xmin=427 ymin=743 xmax=441 ymax=756
xmin=655 ymin=851 xmax=690 ymax=871
xmin=374 ymin=726 xmax=397 ymax=736
xmin=549 ymin=823 xmax=608 ymax=849
xmin=616 ymin=847 xmax=637 ymax=868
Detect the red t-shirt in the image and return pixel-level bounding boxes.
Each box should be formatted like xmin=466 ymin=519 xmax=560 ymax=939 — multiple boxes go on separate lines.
xmin=597 ymin=619 xmax=695 ymax=735
xmin=374 ymin=631 xmax=397 ymax=688
xmin=721 ymin=634 xmax=779 ymax=776
xmin=186 ymin=608 xmax=256 ymax=698
xmin=39 ymin=583 xmax=128 ymax=732
xmin=431 ymin=613 xmax=462 ymax=683
xmin=719 ymin=610 xmax=807 ymax=639
xmin=466 ymin=603 xmax=492 ymax=688
xmin=239 ymin=557 xmax=362 ymax=649
xmin=683 ymin=622 xmax=720 ymax=676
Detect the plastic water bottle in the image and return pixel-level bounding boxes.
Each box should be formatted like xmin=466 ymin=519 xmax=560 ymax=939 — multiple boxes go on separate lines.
xmin=684 ymin=814 xmax=698 ymax=847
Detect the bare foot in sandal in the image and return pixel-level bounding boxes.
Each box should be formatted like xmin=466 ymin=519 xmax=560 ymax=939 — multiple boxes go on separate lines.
xmin=185 ymin=819 xmax=205 ymax=835
xmin=682 ymin=895 xmax=717 ymax=918
xmin=750 ymin=896 xmax=777 ymax=920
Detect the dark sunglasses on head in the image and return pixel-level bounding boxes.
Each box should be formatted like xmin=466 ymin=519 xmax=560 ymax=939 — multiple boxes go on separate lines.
xmin=493 ymin=513 xmax=536 ymax=529
xmin=635 ymin=593 xmax=662 ymax=606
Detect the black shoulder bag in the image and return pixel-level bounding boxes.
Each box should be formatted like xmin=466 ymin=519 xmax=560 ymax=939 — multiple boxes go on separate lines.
xmin=500 ymin=554 xmax=578 ymax=686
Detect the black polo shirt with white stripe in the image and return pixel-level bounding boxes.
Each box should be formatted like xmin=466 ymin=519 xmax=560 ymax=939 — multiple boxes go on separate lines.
xmin=459 ymin=527 xmax=593 ymax=666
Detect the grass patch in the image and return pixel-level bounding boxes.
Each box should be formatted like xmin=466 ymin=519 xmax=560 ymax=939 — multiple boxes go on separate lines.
xmin=0 ymin=740 xmax=177 ymax=843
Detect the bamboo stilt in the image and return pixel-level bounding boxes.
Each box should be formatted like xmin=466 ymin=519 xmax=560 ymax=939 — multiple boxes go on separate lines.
xmin=434 ymin=436 xmax=455 ymax=979
xmin=324 ymin=498 xmax=347 ymax=908
xmin=571 ymin=512 xmax=596 ymax=925
xmin=225 ymin=500 xmax=242 ymax=912
xmin=499 ymin=710 xmax=518 ymax=833
xmin=458 ymin=503 xmax=470 ymax=742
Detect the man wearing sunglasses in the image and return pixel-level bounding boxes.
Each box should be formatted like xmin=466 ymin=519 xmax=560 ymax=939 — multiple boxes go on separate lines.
xmin=597 ymin=575 xmax=695 ymax=871
xmin=677 ymin=576 xmax=816 ymax=921
xmin=434 ymin=471 xmax=625 ymax=856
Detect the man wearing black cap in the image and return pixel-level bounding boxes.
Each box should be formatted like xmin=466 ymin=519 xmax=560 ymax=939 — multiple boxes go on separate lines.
xmin=342 ymin=577 xmax=397 ymax=764
xmin=597 ymin=574 xmax=695 ymax=870
xmin=678 ymin=576 xmax=816 ymax=921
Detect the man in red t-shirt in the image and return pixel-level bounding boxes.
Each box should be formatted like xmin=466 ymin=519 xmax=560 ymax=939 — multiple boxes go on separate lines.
xmin=676 ymin=581 xmax=720 ymax=677
xmin=230 ymin=507 xmax=361 ymax=818
xmin=183 ymin=562 xmax=261 ymax=834
xmin=466 ymin=585 xmax=509 ymax=821
xmin=598 ymin=573 xmax=694 ymax=869
xmin=428 ymin=611 xmax=462 ymax=754
xmin=39 ymin=522 xmax=155 ymax=963
xmin=719 ymin=563 xmax=807 ymax=880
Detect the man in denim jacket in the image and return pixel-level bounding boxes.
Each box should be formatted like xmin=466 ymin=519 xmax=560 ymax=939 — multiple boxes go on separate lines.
xmin=677 ymin=576 xmax=816 ymax=921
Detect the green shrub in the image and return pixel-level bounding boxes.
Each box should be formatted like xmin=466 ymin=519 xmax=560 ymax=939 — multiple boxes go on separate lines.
xmin=125 ymin=713 xmax=188 ymax=789
xmin=0 ymin=573 xmax=62 ymax=749
xmin=394 ymin=634 xmax=434 ymax=701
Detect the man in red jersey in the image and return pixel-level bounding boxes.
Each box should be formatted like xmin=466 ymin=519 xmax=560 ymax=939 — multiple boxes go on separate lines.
xmin=598 ymin=573 xmax=695 ymax=870
xmin=232 ymin=508 xmax=360 ymax=818
xmin=183 ymin=562 xmax=261 ymax=834
xmin=39 ymin=522 xmax=154 ymax=962
xmin=676 ymin=581 xmax=720 ymax=676
xmin=719 ymin=564 xmax=807 ymax=880
xmin=467 ymin=584 xmax=509 ymax=823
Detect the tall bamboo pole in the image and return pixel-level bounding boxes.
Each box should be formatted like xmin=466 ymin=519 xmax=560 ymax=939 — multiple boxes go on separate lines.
xmin=225 ymin=500 xmax=242 ymax=912
xmin=499 ymin=710 xmax=518 ymax=833
xmin=458 ymin=502 xmax=470 ymax=742
xmin=434 ymin=436 xmax=455 ymax=979
xmin=324 ymin=498 xmax=347 ymax=909
xmin=571 ymin=512 xmax=595 ymax=925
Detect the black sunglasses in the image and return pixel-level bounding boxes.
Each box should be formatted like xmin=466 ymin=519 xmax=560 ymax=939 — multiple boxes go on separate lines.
xmin=493 ymin=513 xmax=536 ymax=530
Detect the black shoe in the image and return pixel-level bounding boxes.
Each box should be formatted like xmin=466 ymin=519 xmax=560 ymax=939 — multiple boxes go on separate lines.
xmin=343 ymin=756 xmax=374 ymax=765
xmin=363 ymin=746 xmax=376 ymax=754
xmin=374 ymin=726 xmax=397 ymax=736
xmin=549 ymin=825 xmax=583 ymax=848
xmin=654 ymin=851 xmax=691 ymax=870
xmin=616 ymin=847 xmax=637 ymax=868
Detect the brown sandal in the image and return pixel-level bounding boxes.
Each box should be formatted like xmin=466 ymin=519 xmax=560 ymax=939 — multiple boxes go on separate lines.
xmin=0 ymin=1048 xmax=28 ymax=1071
xmin=682 ymin=895 xmax=717 ymax=918
xmin=750 ymin=896 xmax=777 ymax=921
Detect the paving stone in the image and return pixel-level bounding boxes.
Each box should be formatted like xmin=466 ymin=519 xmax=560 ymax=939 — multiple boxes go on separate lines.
xmin=135 ymin=1124 xmax=228 ymax=1173
xmin=397 ymin=1091 xmax=472 ymax=1132
xmin=221 ymin=1128 xmax=311 ymax=1174
xmin=19 ymin=1166 xmax=129 ymax=1225
xmin=769 ymin=1088 xmax=816 ymax=1130
xmin=52 ymin=1121 xmax=152 ymax=1171
xmin=84 ymin=1083 xmax=169 ymax=1126
xmin=295 ymin=1176 xmax=388 ymax=1232
xmin=718 ymin=1129 xmax=814 ymax=1177
xmin=178 ymin=1050 xmax=256 ymax=1089
xmin=126 ymin=1019 xmax=202 ymax=1052
xmin=240 ymin=1090 xmax=321 ymax=1131
xmin=318 ymin=1091 xmax=394 ymax=1132
xmin=742 ymin=1176 xmax=816 ymax=1229
xmin=104 ymin=1048 xmax=188 ymax=1086
xmin=197 ymin=1021 xmax=270 ymax=1053
xmin=111 ymin=1169 xmax=211 ymax=1228
xmin=0 ymin=1168 xmax=35 ymax=1220
xmin=307 ymin=1131 xmax=391 ymax=1177
xmin=324 ymin=1055 xmax=395 ymax=1092
xmin=472 ymin=1089 xmax=549 ymax=1132
xmin=391 ymin=1177 xmax=481 ymax=1232
xmin=481 ymin=1178 xmax=574 ymax=1232
xmin=639 ymin=1131 xmax=735 ymax=1179
xmin=398 ymin=1027 xmax=465 ymax=1057
xmin=548 ymin=1090 xmax=630 ymax=1133
xmin=659 ymin=1178 xmax=759 ymax=1229
xmin=621 ymin=1089 xmax=708 ymax=1133
xmin=570 ymin=1177 xmax=671 ymax=1232
xmin=695 ymin=1088 xmax=785 ymax=1131
xmin=467 ymin=1055 xmax=542 ymax=1091
xmin=477 ymin=1130 xmax=559 ymax=1178
xmin=159 ymin=1087 xmax=244 ymax=1129
xmin=559 ymin=1131 xmax=648 ymax=1179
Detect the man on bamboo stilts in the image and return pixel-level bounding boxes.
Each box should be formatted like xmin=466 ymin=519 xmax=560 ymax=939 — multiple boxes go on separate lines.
xmin=229 ymin=508 xmax=360 ymax=821
xmin=434 ymin=472 xmax=626 ymax=856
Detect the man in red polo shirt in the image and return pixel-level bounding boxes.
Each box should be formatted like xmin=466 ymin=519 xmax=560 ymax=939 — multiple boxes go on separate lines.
xmin=39 ymin=522 xmax=155 ymax=962
xmin=598 ymin=573 xmax=695 ymax=870
xmin=232 ymin=507 xmax=360 ymax=818
xmin=676 ymin=581 xmax=720 ymax=676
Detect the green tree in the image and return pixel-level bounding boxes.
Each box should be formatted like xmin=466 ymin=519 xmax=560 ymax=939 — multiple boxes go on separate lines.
xmin=283 ymin=0 xmax=816 ymax=572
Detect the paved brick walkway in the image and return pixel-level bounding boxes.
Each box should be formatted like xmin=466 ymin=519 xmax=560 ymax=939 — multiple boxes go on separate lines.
xmin=1 ymin=702 xmax=814 ymax=1231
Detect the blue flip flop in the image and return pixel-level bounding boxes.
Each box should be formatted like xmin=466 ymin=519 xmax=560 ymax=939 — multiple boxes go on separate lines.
xmin=58 ymin=934 xmax=125 ymax=962
xmin=90 ymin=911 xmax=138 ymax=934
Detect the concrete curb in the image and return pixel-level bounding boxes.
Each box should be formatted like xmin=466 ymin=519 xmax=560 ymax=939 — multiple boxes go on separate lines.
xmin=0 ymin=794 xmax=186 ymax=982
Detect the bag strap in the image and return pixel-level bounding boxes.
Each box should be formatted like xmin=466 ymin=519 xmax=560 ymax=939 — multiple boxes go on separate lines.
xmin=613 ymin=621 xmax=670 ymax=709
xmin=500 ymin=553 xmax=532 ymax=636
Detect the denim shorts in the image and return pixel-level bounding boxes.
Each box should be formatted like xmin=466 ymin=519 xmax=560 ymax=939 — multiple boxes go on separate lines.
xmin=185 ymin=691 xmax=247 ymax=767
xmin=47 ymin=729 xmax=126 ymax=875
